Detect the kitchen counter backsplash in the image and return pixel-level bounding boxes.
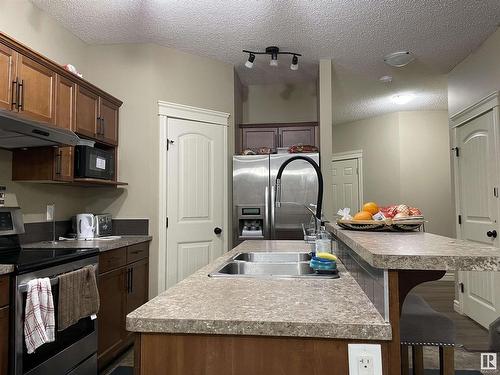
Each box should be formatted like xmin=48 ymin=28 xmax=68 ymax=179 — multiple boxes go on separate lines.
xmin=19 ymin=218 xmax=149 ymax=244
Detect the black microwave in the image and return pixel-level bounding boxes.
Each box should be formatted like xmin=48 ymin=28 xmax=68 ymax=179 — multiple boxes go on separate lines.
xmin=74 ymin=145 xmax=115 ymax=180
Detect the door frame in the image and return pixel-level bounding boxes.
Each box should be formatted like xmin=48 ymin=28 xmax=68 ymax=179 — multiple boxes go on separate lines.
xmin=450 ymin=91 xmax=500 ymax=315
xmin=331 ymin=150 xmax=364 ymax=213
xmin=158 ymin=101 xmax=230 ymax=292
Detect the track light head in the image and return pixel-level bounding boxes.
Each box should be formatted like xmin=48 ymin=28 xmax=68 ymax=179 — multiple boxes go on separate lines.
xmin=290 ymin=55 xmax=299 ymax=70
xmin=245 ymin=53 xmax=255 ymax=69
xmin=270 ymin=54 xmax=278 ymax=67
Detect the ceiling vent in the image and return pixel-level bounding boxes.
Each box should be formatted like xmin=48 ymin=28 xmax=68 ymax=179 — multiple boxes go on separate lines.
xmin=384 ymin=51 xmax=415 ymax=67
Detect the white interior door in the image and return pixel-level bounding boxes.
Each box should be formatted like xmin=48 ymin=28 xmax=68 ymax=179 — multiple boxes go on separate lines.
xmin=166 ymin=117 xmax=226 ymax=288
xmin=332 ymin=158 xmax=360 ymax=215
xmin=457 ymin=109 xmax=500 ymax=328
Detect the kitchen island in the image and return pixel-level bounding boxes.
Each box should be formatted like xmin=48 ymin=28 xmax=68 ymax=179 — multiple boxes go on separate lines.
xmin=127 ymin=229 xmax=500 ymax=375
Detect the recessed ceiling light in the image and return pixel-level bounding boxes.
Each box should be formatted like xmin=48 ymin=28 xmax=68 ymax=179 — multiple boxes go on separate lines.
xmin=391 ymin=93 xmax=415 ymax=105
xmin=384 ymin=51 xmax=415 ymax=67
xmin=379 ymin=75 xmax=393 ymax=83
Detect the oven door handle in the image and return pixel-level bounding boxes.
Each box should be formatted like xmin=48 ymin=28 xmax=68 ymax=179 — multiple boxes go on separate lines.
xmin=18 ymin=276 xmax=59 ymax=293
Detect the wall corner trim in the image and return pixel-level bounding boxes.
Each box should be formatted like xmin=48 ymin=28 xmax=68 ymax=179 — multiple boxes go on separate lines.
xmin=158 ymin=100 xmax=230 ymax=126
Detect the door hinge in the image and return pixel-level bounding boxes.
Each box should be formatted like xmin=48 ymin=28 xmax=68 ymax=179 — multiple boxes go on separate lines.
xmin=451 ymin=147 xmax=460 ymax=157
xmin=458 ymin=215 xmax=462 ymax=225
xmin=459 ymin=282 xmax=464 ymax=293
xmin=166 ymin=217 xmax=168 ymax=228
xmin=494 ymin=187 xmax=499 ymax=198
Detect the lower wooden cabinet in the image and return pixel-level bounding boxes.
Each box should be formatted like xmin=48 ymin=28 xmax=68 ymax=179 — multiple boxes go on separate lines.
xmin=0 ymin=305 xmax=8 ymax=375
xmin=0 ymin=275 xmax=10 ymax=374
xmin=97 ymin=242 xmax=149 ymax=370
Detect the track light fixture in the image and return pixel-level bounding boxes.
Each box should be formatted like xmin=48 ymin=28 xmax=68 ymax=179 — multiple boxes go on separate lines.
xmin=242 ymin=46 xmax=301 ymax=70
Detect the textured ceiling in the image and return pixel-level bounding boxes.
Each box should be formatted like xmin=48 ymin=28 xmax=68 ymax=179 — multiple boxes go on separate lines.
xmin=31 ymin=0 xmax=500 ymax=122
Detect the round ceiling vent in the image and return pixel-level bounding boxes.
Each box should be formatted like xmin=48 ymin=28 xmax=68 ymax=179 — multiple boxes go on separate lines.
xmin=384 ymin=51 xmax=415 ymax=67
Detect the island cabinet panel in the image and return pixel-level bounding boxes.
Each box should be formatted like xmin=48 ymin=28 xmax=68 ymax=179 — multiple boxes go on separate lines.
xmin=137 ymin=334 xmax=393 ymax=375
xmin=0 ymin=43 xmax=17 ymax=111
xmin=97 ymin=242 xmax=150 ymax=370
xmin=16 ymin=54 xmax=56 ymax=124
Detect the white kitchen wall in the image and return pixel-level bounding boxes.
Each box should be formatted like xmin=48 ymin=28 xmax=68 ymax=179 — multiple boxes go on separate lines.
xmin=332 ymin=111 xmax=454 ymax=237
xmin=448 ymin=27 xmax=500 ymax=116
xmin=242 ymin=82 xmax=318 ymax=124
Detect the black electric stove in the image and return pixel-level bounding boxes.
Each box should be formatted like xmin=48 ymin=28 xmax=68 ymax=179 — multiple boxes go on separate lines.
xmin=0 ymin=207 xmax=98 ymax=274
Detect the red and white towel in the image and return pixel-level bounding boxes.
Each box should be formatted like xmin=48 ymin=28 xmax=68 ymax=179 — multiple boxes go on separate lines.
xmin=24 ymin=278 xmax=55 ymax=354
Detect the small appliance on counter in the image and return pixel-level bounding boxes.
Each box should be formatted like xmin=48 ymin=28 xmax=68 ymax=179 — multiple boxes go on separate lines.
xmin=95 ymin=213 xmax=113 ymax=237
xmin=74 ymin=213 xmax=95 ymax=240
xmin=72 ymin=213 xmax=113 ymax=239
xmin=74 ymin=145 xmax=115 ymax=180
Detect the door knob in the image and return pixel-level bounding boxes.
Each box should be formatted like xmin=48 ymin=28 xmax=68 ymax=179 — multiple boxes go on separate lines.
xmin=487 ymin=230 xmax=497 ymax=238
xmin=214 ymin=227 xmax=222 ymax=235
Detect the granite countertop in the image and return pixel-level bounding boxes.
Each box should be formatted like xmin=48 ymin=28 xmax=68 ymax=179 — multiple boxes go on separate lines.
xmin=126 ymin=240 xmax=391 ymax=341
xmin=327 ymin=223 xmax=500 ymax=271
xmin=0 ymin=265 xmax=14 ymax=276
xmin=22 ymin=235 xmax=152 ymax=253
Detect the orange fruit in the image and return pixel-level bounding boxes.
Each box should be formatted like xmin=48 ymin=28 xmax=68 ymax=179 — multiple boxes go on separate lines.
xmin=353 ymin=211 xmax=373 ymax=220
xmin=362 ymin=202 xmax=379 ymax=215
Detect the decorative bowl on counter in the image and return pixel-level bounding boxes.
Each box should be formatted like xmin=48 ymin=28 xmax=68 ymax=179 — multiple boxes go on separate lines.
xmin=337 ymin=216 xmax=425 ymax=232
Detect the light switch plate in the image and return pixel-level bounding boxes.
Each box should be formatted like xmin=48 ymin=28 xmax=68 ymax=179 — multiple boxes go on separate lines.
xmin=348 ymin=344 xmax=382 ymax=375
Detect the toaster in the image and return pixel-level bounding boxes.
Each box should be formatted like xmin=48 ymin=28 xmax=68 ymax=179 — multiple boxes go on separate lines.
xmin=95 ymin=214 xmax=113 ymax=237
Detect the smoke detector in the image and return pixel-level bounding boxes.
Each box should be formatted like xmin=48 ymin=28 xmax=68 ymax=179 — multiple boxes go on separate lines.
xmin=384 ymin=51 xmax=415 ymax=67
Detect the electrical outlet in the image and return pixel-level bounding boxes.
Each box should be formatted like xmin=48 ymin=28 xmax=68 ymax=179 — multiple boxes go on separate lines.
xmin=348 ymin=344 xmax=382 ymax=375
xmin=358 ymin=355 xmax=374 ymax=375
xmin=46 ymin=204 xmax=55 ymax=221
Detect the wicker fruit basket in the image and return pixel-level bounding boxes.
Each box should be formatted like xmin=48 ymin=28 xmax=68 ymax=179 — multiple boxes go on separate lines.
xmin=337 ymin=216 xmax=425 ymax=232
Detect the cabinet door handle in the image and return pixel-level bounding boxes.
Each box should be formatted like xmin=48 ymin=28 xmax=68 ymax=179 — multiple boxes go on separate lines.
xmin=130 ymin=268 xmax=133 ymax=294
xmin=101 ymin=117 xmax=105 ymax=136
xmin=55 ymin=150 xmax=62 ymax=175
xmin=96 ymin=117 xmax=101 ymax=136
xmin=18 ymin=80 xmax=24 ymax=110
xmin=11 ymin=79 xmax=18 ymax=109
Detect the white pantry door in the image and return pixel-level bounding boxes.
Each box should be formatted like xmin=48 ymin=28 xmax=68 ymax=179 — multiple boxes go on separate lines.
xmin=166 ymin=117 xmax=225 ymax=287
xmin=457 ymin=109 xmax=500 ymax=328
xmin=332 ymin=158 xmax=360 ymax=215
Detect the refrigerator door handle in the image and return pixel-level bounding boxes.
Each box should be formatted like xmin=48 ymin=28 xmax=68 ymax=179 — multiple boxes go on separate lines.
xmin=270 ymin=184 xmax=276 ymax=239
xmin=264 ymin=185 xmax=270 ymax=239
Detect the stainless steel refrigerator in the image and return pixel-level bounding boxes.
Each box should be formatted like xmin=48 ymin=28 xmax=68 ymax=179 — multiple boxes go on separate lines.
xmin=233 ymin=153 xmax=319 ymax=246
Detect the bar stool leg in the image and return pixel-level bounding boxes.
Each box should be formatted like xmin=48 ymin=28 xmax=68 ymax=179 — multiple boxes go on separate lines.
xmin=439 ymin=346 xmax=454 ymax=375
xmin=412 ymin=346 xmax=424 ymax=375
xmin=401 ymin=344 xmax=410 ymax=375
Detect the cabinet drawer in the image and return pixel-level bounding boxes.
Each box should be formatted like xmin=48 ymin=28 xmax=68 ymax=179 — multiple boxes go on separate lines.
xmin=99 ymin=248 xmax=127 ymax=274
xmin=0 ymin=276 xmax=9 ymax=307
xmin=127 ymin=243 xmax=149 ymax=263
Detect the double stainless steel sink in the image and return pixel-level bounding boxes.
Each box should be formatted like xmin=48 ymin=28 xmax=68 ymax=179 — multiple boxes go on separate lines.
xmin=209 ymin=251 xmax=339 ymax=279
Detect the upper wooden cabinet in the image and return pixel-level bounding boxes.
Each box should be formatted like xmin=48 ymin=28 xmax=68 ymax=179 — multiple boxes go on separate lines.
xmin=16 ymin=54 xmax=56 ymax=124
xmin=0 ymin=43 xmax=17 ymax=111
xmin=239 ymin=122 xmax=319 ymax=153
xmin=75 ymin=88 xmax=119 ymax=145
xmin=56 ymin=75 xmax=76 ymax=131
xmin=99 ymin=97 xmax=119 ymax=145
xmin=75 ymin=85 xmax=99 ymax=138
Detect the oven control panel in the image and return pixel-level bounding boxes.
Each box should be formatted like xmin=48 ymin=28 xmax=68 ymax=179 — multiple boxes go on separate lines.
xmin=0 ymin=207 xmax=24 ymax=235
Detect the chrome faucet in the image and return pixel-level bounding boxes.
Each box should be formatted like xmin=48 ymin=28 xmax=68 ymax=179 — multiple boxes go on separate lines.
xmin=275 ymin=155 xmax=324 ymax=230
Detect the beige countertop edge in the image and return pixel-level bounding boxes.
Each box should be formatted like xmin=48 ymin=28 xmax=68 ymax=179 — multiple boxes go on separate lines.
xmin=327 ymin=223 xmax=500 ymax=271
xmin=125 ymin=317 xmax=393 ymax=341
xmin=0 ymin=264 xmax=14 ymax=275
xmin=22 ymin=235 xmax=152 ymax=253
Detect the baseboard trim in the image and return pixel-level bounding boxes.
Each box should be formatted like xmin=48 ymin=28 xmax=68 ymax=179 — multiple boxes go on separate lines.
xmin=454 ymin=299 xmax=464 ymax=315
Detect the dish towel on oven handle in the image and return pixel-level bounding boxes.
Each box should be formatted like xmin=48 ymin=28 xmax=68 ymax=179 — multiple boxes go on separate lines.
xmin=58 ymin=265 xmax=100 ymax=331
xmin=24 ymin=278 xmax=55 ymax=354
